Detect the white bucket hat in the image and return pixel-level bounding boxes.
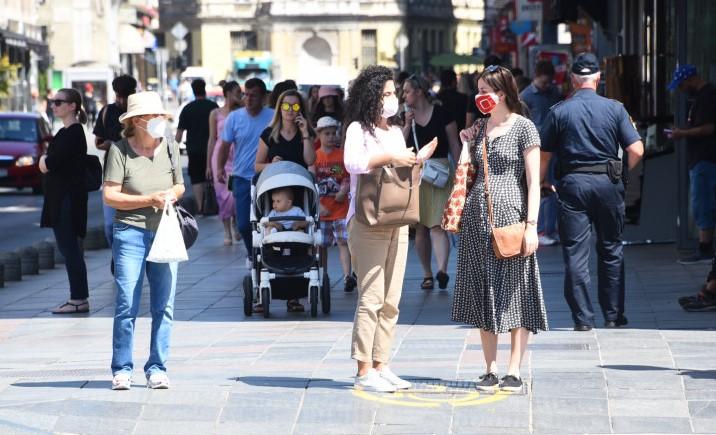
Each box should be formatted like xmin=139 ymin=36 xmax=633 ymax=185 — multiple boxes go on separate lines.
xmin=118 ymin=91 xmax=171 ymax=123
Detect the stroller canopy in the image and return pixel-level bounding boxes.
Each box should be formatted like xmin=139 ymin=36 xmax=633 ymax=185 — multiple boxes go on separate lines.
xmin=254 ymin=161 xmax=318 ymax=218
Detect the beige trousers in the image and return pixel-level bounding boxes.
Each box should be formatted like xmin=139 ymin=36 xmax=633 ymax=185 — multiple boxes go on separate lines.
xmin=348 ymin=218 xmax=409 ymax=363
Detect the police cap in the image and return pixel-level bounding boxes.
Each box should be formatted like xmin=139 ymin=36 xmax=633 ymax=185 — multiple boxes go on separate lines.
xmin=572 ymin=53 xmax=600 ymax=75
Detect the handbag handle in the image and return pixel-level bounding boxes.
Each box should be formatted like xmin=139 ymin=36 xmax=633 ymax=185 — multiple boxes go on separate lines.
xmin=480 ymin=121 xmax=496 ymax=228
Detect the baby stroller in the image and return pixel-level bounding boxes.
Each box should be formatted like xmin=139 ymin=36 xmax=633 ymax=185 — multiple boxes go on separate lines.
xmin=242 ymin=161 xmax=330 ymax=318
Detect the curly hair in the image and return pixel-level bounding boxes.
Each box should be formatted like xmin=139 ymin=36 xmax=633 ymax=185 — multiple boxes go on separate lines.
xmin=344 ymin=65 xmax=396 ymax=136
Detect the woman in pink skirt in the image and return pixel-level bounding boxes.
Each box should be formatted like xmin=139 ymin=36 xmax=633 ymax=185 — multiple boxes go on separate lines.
xmin=207 ymin=81 xmax=243 ymax=245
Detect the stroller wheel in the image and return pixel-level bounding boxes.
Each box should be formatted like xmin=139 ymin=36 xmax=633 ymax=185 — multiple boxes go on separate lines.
xmin=243 ymin=275 xmax=253 ymax=317
xmin=310 ymin=286 xmax=319 ymax=318
xmin=321 ymin=278 xmax=331 ymax=314
xmin=261 ymin=287 xmax=270 ymax=318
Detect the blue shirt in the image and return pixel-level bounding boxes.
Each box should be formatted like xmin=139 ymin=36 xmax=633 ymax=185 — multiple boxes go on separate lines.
xmin=540 ymin=89 xmax=641 ymax=169
xmin=221 ymin=107 xmax=274 ymax=180
xmin=520 ymin=83 xmax=562 ymax=133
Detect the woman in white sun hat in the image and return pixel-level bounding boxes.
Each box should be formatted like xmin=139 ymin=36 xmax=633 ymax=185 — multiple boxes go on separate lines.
xmin=103 ymin=91 xmax=185 ymax=391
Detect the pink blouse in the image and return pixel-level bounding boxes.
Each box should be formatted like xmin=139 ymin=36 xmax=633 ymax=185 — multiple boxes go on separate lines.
xmin=343 ymin=121 xmax=408 ymax=223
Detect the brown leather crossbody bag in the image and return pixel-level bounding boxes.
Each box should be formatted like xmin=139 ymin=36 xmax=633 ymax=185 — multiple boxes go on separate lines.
xmin=481 ymin=135 xmax=525 ymax=259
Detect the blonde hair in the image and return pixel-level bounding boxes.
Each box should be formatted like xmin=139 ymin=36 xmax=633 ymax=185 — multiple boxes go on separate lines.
xmin=268 ymin=90 xmax=313 ymax=143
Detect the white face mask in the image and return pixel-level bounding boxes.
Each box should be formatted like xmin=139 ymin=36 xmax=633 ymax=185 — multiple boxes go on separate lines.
xmin=381 ymin=96 xmax=399 ymax=118
xmin=139 ymin=117 xmax=167 ymax=139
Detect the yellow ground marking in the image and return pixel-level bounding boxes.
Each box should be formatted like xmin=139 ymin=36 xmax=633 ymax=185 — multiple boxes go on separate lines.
xmin=352 ymin=384 xmax=512 ymax=408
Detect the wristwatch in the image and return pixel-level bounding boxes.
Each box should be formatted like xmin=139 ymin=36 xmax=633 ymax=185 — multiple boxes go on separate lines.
xmin=526 ymin=220 xmax=537 ymax=226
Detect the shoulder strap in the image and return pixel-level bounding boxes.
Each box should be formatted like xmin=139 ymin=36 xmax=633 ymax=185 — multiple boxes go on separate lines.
xmin=165 ymin=137 xmax=178 ymax=184
xmin=411 ymin=119 xmax=420 ymax=151
xmin=102 ymin=104 xmax=108 ymax=127
xmin=481 ymin=121 xmax=494 ymax=228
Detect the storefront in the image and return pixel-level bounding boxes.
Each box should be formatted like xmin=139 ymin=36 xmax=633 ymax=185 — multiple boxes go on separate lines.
xmin=0 ymin=29 xmax=49 ymax=112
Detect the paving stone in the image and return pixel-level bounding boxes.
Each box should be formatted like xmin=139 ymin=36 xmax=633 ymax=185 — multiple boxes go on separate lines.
xmin=693 ymin=417 xmax=716 ymax=433
xmin=611 ymin=416 xmax=693 ymax=433
xmin=532 ymin=397 xmax=608 ymax=416
xmin=610 ymin=398 xmax=691 ymax=417
xmin=532 ymin=413 xmax=611 ymax=433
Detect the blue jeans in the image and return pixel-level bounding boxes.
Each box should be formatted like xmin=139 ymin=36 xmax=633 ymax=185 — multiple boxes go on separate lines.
xmin=232 ymin=176 xmax=253 ymax=256
xmin=111 ymin=223 xmax=177 ymax=377
xmin=689 ymin=161 xmax=716 ymax=230
xmin=53 ymin=195 xmax=89 ymax=300
xmin=103 ymin=203 xmax=116 ymax=246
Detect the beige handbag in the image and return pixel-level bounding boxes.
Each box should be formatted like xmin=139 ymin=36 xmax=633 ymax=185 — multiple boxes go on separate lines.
xmin=481 ymin=135 xmax=525 ymax=259
xmin=354 ymin=164 xmax=421 ymax=228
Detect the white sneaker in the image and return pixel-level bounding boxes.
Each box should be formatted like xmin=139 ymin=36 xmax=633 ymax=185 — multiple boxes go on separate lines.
xmin=538 ymin=234 xmax=558 ymax=246
xmin=111 ymin=373 xmax=131 ymax=391
xmin=146 ymin=372 xmax=170 ymax=389
xmin=354 ymin=369 xmax=397 ymax=393
xmin=377 ymin=366 xmax=412 ymax=389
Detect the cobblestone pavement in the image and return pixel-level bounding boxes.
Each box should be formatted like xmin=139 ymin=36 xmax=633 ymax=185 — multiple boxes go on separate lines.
xmin=0 ymin=216 xmax=714 ymax=434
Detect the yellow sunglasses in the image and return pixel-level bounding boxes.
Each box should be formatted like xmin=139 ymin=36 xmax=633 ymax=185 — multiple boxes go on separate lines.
xmin=280 ymin=102 xmax=301 ymax=112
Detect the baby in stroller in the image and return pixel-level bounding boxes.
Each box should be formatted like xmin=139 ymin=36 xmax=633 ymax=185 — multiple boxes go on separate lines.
xmin=243 ymin=161 xmax=329 ymax=318
xmin=265 ymin=188 xmax=308 ymax=234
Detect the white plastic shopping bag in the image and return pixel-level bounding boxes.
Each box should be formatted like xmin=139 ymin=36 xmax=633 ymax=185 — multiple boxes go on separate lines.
xmin=147 ymin=199 xmax=189 ymax=263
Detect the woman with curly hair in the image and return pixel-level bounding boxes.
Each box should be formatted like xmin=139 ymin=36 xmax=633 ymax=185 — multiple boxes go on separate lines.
xmin=344 ymin=65 xmax=436 ymax=392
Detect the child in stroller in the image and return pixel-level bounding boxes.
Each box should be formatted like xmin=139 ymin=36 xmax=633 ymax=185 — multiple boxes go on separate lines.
xmin=243 ymin=161 xmax=330 ymax=318
xmin=265 ymin=188 xmax=308 ymax=234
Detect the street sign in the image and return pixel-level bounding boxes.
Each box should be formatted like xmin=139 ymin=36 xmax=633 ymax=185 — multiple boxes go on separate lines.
xmin=173 ymin=39 xmax=187 ymax=53
xmin=171 ymin=22 xmax=188 ymax=40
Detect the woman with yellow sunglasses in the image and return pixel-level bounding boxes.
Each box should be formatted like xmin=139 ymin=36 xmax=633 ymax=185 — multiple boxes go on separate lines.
xmin=254 ymin=89 xmax=316 ymax=313
xmin=255 ymin=90 xmax=316 ymax=174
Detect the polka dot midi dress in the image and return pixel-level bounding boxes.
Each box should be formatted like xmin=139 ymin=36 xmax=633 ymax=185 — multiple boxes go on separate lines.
xmin=451 ymin=115 xmax=548 ymax=334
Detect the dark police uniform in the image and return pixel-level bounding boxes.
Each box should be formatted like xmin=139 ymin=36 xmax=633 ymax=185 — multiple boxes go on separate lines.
xmin=540 ymin=54 xmax=642 ymax=328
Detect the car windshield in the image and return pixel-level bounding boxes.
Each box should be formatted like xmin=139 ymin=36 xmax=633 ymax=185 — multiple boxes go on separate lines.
xmin=0 ymin=118 xmax=37 ymax=142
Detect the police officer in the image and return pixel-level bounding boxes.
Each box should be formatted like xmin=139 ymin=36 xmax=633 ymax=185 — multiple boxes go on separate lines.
xmin=540 ymin=53 xmax=644 ymax=331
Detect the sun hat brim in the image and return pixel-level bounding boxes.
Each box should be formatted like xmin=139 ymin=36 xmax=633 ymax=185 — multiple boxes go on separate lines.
xmin=118 ymin=108 xmax=172 ymax=124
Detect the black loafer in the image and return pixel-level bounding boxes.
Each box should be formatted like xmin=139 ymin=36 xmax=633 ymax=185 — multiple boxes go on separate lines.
xmin=605 ymin=316 xmax=629 ymax=328
xmin=574 ymin=324 xmax=593 ymax=332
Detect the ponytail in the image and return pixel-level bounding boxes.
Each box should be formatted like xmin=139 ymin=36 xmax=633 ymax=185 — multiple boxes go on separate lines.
xmin=58 ymin=88 xmax=88 ymax=124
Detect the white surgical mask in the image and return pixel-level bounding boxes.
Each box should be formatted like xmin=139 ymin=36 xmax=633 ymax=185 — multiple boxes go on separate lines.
xmin=140 ymin=117 xmax=167 ymax=139
xmin=381 ymin=96 xmax=399 ymax=118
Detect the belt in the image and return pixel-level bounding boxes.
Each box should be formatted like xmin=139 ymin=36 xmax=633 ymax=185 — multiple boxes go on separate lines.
xmin=564 ymin=164 xmax=609 ymax=175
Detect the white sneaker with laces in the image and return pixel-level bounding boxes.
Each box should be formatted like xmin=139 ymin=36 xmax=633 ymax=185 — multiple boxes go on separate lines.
xmin=111 ymin=373 xmax=131 ymax=390
xmin=146 ymin=372 xmax=170 ymax=389
xmin=377 ymin=366 xmax=412 ymax=389
xmin=354 ymin=369 xmax=397 ymax=393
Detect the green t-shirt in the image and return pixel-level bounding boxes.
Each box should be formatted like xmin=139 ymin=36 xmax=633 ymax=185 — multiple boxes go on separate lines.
xmin=105 ymin=138 xmax=184 ymax=231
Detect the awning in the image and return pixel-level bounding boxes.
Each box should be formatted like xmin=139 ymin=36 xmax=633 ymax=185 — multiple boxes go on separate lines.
xmin=430 ymin=53 xmax=483 ymax=67
xmin=0 ymin=29 xmax=47 ymax=52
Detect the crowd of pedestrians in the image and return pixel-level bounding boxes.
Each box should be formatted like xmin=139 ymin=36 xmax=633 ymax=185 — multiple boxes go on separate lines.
xmin=36 ymin=50 xmax=716 ymax=393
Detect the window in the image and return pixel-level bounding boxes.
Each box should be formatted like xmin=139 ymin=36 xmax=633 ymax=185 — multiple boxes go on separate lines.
xmin=230 ymin=31 xmax=257 ymax=53
xmin=361 ymin=30 xmax=377 ymax=67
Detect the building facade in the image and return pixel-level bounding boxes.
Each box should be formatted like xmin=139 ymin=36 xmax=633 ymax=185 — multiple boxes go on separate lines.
xmin=0 ymin=0 xmax=49 ymax=111
xmin=159 ymin=0 xmax=483 ymax=86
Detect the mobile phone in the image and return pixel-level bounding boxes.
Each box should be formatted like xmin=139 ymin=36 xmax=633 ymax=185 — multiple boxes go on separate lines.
xmin=404 ymin=103 xmax=411 ymax=113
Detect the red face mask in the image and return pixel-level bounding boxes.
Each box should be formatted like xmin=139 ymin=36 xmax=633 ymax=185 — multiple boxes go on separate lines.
xmin=475 ymin=93 xmax=500 ymax=114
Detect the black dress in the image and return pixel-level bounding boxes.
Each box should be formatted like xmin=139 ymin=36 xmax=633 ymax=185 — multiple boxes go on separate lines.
xmin=451 ymin=115 xmax=548 ymax=334
xmin=40 ymin=123 xmax=88 ymax=237
xmin=260 ymin=127 xmax=307 ymax=167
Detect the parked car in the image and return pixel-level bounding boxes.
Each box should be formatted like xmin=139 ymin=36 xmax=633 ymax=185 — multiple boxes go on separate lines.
xmin=0 ymin=112 xmax=52 ymax=194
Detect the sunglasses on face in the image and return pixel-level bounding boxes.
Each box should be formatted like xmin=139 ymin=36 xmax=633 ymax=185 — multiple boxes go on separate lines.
xmin=50 ymin=99 xmax=69 ymax=107
xmin=281 ymin=102 xmax=301 ymax=112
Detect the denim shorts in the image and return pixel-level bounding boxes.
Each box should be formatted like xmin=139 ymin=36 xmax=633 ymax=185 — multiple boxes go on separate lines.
xmin=689 ymin=161 xmax=716 ymax=230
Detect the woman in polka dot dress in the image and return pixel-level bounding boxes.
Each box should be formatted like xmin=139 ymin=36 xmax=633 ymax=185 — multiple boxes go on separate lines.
xmin=451 ymin=66 xmax=548 ymax=393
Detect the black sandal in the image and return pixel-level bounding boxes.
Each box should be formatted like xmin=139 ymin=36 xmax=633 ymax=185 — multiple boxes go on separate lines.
xmin=436 ymin=271 xmax=449 ymax=289
xmin=421 ymin=277 xmax=434 ymax=290
xmin=287 ymin=299 xmax=305 ymax=312
xmin=52 ymin=301 xmax=89 ymax=314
